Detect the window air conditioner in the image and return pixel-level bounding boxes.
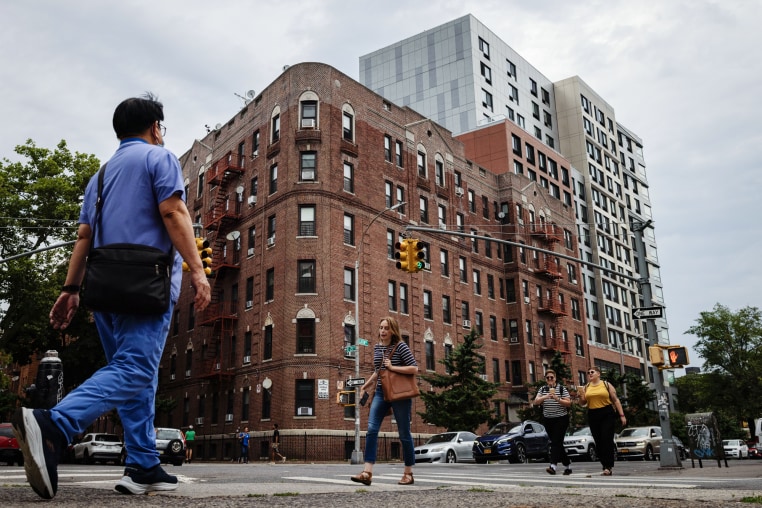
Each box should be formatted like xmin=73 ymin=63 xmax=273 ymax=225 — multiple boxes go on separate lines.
xmin=301 ymin=118 xmax=316 ymax=129
xmin=170 ymin=373 xmax=175 ymax=380
xmin=247 ymin=247 xmax=254 ymax=256
xmin=224 ymin=414 xmax=234 ymax=422
xmin=251 ymin=149 xmax=259 ymax=158
xmin=247 ymin=195 xmax=257 ymax=206
xmin=462 ymin=319 xmax=471 ymax=329
xmin=267 ymin=237 xmax=275 ymax=247
xmin=480 ymin=374 xmax=489 ymax=381
xmin=243 ymin=355 xmax=251 ymax=364
xmin=185 ymin=370 xmax=191 ymax=377
xmin=195 ymin=417 xmax=204 ymax=425
xmin=572 ymin=279 xmax=578 ymax=284
xmin=246 ymin=301 xmax=253 ymax=309
xmin=215 ymin=362 xmax=220 ymax=371
xmin=297 ymin=407 xmax=313 ymax=416
xmin=455 ymin=187 xmax=464 ymax=197
xmin=524 ymin=297 xmax=531 ymax=304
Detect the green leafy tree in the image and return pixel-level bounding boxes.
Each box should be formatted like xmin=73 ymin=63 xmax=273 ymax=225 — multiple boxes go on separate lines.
xmin=519 ymin=352 xmax=576 ymax=424
xmin=0 ymin=140 xmax=100 ymax=364
xmin=418 ymin=329 xmax=500 ymax=432
xmin=686 ymin=304 xmax=762 ymax=432
xmin=674 ymin=372 xmax=749 ymax=441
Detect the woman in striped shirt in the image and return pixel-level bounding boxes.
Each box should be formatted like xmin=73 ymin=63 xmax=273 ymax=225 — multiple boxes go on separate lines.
xmin=351 ymin=316 xmax=418 ymax=486
xmin=534 ymin=369 xmax=572 ymax=475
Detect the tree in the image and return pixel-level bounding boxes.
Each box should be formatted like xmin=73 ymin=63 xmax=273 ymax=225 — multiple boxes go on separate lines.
xmin=686 ymin=304 xmax=762 ymax=432
xmin=0 ymin=140 xmax=100 ymax=363
xmin=417 ymin=330 xmax=500 ymax=432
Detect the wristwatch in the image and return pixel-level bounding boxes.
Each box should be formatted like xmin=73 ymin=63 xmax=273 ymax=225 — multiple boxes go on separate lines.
xmin=61 ymin=284 xmax=80 ymax=293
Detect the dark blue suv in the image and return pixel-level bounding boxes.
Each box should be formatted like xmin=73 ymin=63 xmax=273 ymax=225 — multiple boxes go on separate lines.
xmin=473 ymin=421 xmax=550 ymax=464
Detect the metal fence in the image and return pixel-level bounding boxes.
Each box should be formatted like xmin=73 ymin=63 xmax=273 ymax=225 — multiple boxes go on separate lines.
xmin=189 ymin=430 xmax=431 ymax=463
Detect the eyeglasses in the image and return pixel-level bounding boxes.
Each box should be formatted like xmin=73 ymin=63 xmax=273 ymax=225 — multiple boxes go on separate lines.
xmin=158 ymin=122 xmax=166 ymax=136
xmin=588 ymin=370 xmax=597 ymax=374
xmin=545 ymin=376 xmax=555 ymax=380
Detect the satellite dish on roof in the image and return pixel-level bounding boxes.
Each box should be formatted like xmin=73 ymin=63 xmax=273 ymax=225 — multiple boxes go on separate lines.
xmin=226 ymin=230 xmax=241 ymax=241
xmin=214 ymin=123 xmax=222 ymax=130
xmin=236 ymin=185 xmax=244 ymax=194
xmin=246 ymin=90 xmax=256 ymax=98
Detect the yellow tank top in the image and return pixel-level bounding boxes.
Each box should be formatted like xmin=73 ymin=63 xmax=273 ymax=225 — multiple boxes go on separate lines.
xmin=585 ymin=381 xmax=612 ymax=409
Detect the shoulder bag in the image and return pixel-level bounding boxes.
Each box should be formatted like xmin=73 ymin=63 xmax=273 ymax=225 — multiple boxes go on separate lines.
xmin=379 ymin=342 xmax=420 ymax=402
xmin=81 ymin=164 xmax=173 ymax=315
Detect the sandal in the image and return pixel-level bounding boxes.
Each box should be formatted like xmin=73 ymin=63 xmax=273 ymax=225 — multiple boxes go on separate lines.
xmin=350 ymin=470 xmax=372 ymax=485
xmin=601 ymin=469 xmax=612 ymax=476
xmin=398 ymin=472 xmax=414 ymax=485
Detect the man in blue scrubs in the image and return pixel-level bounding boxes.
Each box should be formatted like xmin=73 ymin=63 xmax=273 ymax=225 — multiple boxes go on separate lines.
xmin=13 ymin=93 xmax=211 ymax=499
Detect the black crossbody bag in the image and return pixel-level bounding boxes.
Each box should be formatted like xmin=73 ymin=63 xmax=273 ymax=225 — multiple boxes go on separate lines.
xmin=81 ymin=164 xmax=173 ymax=315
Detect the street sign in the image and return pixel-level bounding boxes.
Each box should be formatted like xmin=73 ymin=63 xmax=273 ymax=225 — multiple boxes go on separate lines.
xmin=357 ymin=338 xmax=369 ymax=346
xmin=345 ymin=377 xmax=366 ymax=387
xmin=633 ymin=306 xmax=664 ymax=319
xmin=344 ymin=345 xmax=357 ymax=353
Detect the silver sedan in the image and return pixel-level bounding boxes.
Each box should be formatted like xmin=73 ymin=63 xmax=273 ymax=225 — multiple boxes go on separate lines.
xmin=414 ymin=431 xmax=478 ymax=463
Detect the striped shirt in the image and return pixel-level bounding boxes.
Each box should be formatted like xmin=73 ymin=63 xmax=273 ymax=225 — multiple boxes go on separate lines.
xmin=537 ymin=384 xmax=570 ymax=418
xmin=374 ymin=341 xmax=417 ymax=387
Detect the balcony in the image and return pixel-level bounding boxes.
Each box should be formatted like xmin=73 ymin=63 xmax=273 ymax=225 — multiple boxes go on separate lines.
xmin=532 ymin=223 xmax=562 ymax=243
xmin=535 ymin=259 xmax=562 ymax=279
xmin=204 ymin=200 xmax=242 ymax=231
xmin=295 ymin=128 xmax=322 ymax=144
xmin=538 ymin=299 xmax=568 ymax=316
xmin=206 ymin=153 xmax=245 ymax=185
xmin=210 ymin=244 xmax=241 ymax=273
xmin=198 ymin=301 xmax=239 ymax=327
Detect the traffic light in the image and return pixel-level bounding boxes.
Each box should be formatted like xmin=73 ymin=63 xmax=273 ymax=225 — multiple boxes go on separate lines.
xmin=395 ymin=239 xmax=411 ymax=271
xmin=667 ymin=346 xmax=690 ymax=367
xmin=336 ymin=390 xmax=355 ymax=406
xmin=408 ymin=240 xmax=425 ymax=273
xmin=183 ymin=238 xmax=213 ymax=275
xmin=648 ymin=346 xmax=665 ymax=366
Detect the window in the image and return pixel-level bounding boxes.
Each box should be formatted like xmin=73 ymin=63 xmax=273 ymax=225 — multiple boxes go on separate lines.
xmin=423 ymin=290 xmax=432 ymax=319
xmin=399 ymin=283 xmax=408 ymax=314
xmin=245 ymin=277 xmax=253 ymax=308
xmin=384 ymin=135 xmax=392 ymax=162
xmin=508 ymin=84 xmax=519 ymax=104
xmin=297 ymin=260 xmax=315 ymax=293
xmin=456 ymin=213 xmax=464 ymax=232
xmin=298 ymin=205 xmax=315 ymax=236
xmin=417 ymin=150 xmax=427 ymax=178
xmin=530 ymin=78 xmax=538 ymax=97
xmin=384 ymin=181 xmax=393 ymax=208
xmin=395 ymin=140 xmax=404 ymax=167
xmin=267 ymin=215 xmax=276 ymax=245
xmin=525 ymin=319 xmax=533 ymax=344
xmin=425 ymin=341 xmax=435 ymax=371
xmin=396 ymin=186 xmax=406 ymax=214
xmin=511 ymin=360 xmax=522 ymax=384
xmin=480 ymin=62 xmax=492 ymax=84
xmin=388 ymin=281 xmax=397 ymax=311
xmin=252 ymin=130 xmax=260 ymax=155
xmin=445 ymin=343 xmax=453 ymax=374
xmin=344 ymin=268 xmax=355 ymax=301
xmin=301 ymin=101 xmax=317 ymax=128
xmin=482 ymin=89 xmax=493 ymax=112
xmin=343 ymin=214 xmax=354 ymax=245
xmin=490 ymin=316 xmax=497 ymax=341
xmin=506 ymin=59 xmax=516 ymax=78
xmin=271 ymin=114 xmax=280 ymax=142
xmin=343 ymin=162 xmax=354 ymax=193
xmin=387 ymin=229 xmax=395 ymax=259
xmin=459 ymin=256 xmax=467 ymax=283
xmin=342 ymin=110 xmax=354 ymax=142
xmin=300 ymin=152 xmax=316 ymax=181
xmin=442 ymin=295 xmax=451 ymax=323
xmin=468 ymin=190 xmax=476 ymax=213
xmin=532 ymin=101 xmax=540 ymax=119
xmin=475 ymin=311 xmax=483 ymax=335
xmin=265 ymin=268 xmax=274 ymax=301
xmin=295 ymin=379 xmax=314 ymax=415
xmin=249 ymin=176 xmax=258 ymax=204
xmin=473 ymin=270 xmax=481 ymax=295
xmin=438 ymin=204 xmax=447 ymax=229
xmin=487 ymin=274 xmax=495 ymax=299
xmin=264 ymin=324 xmax=273 ymax=360
xmin=506 ymin=278 xmax=516 ymax=302
xmin=461 ymin=300 xmax=470 ymax=322
xmin=269 ymin=164 xmax=278 ymax=194
xmin=435 ymin=158 xmax=444 ymax=187
xmin=296 ymin=318 xmax=315 ymax=354
xmin=511 ymin=134 xmax=521 ymax=155
xmin=419 ymin=196 xmax=429 ymax=224
xmin=478 ymin=37 xmax=490 ymax=59
xmin=440 ymin=249 xmax=449 ymax=277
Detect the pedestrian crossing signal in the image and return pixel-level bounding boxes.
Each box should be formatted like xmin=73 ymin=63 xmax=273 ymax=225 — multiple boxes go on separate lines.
xmin=667 ymin=346 xmax=689 ymax=367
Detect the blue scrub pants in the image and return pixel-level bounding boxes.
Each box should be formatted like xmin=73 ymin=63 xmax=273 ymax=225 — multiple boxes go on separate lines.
xmin=50 ymin=304 xmax=174 ymax=469
xmin=363 ymin=386 xmax=415 ymax=466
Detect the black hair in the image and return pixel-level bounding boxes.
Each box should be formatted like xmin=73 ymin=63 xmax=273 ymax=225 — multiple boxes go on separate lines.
xmin=112 ymin=92 xmax=164 ymax=139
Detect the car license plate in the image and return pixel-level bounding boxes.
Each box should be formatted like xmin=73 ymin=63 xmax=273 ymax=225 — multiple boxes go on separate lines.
xmin=484 ymin=448 xmax=491 ymax=454
xmin=621 ymin=448 xmax=629 ymax=454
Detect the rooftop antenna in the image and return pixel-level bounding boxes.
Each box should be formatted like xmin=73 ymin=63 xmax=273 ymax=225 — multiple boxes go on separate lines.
xmin=234 ymin=89 xmax=256 ymax=106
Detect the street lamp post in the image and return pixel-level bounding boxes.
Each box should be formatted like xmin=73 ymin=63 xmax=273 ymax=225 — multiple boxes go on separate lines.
xmin=350 ymin=201 xmax=405 ymax=465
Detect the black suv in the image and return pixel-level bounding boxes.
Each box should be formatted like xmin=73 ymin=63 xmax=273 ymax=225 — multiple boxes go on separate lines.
xmin=473 ymin=421 xmax=550 ymax=464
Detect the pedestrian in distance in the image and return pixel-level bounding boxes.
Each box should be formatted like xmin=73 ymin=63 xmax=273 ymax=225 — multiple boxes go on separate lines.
xmin=351 ymin=316 xmax=418 ymax=486
xmin=238 ymin=427 xmax=250 ymax=464
xmin=13 ymin=93 xmax=211 ymax=499
xmin=533 ymin=369 xmax=572 ymax=475
xmin=271 ymin=423 xmax=286 ymax=464
xmin=185 ymin=425 xmax=196 ymax=463
xmin=577 ymin=366 xmax=627 ymax=476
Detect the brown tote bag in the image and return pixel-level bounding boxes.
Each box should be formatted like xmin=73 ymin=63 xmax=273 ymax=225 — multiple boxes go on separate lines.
xmin=379 ymin=342 xmax=420 ymax=402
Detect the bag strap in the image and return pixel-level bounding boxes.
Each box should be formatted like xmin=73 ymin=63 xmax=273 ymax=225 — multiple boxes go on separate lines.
xmin=89 ymin=164 xmax=107 ymax=256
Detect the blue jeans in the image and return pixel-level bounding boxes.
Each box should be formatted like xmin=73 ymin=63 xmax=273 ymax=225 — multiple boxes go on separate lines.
xmin=364 ymin=386 xmax=415 ymax=466
xmin=50 ymin=304 xmax=174 ymax=469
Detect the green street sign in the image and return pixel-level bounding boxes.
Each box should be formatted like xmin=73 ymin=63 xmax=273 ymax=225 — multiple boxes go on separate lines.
xmin=357 ymin=338 xmax=369 ymax=346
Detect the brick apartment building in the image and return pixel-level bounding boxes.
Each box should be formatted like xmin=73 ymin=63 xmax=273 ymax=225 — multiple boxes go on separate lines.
xmin=158 ymin=62 xmax=590 ymax=440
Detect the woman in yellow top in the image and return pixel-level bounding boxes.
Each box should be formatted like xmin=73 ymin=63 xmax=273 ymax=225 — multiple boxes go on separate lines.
xmin=577 ymin=366 xmax=627 ymax=476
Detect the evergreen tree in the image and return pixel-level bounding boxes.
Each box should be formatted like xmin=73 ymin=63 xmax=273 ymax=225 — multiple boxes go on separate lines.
xmin=417 ymin=329 xmax=500 ymax=432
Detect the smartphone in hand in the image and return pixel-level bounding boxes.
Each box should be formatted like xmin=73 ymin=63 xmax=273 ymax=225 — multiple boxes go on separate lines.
xmin=359 ymin=392 xmax=369 ymax=406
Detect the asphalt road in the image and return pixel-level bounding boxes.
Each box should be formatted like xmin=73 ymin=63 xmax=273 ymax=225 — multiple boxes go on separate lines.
xmin=1 ymin=458 xmax=760 ymax=507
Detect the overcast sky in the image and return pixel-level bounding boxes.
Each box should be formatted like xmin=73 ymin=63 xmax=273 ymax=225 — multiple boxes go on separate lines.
xmin=2 ymin=0 xmax=760 ymax=371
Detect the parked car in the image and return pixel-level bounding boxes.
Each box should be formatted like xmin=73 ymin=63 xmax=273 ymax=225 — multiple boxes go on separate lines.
xmin=472 ymin=421 xmax=550 ymax=464
xmin=155 ymin=427 xmax=186 ymax=466
xmin=0 ymin=423 xmax=23 ymax=466
xmin=748 ymin=443 xmax=762 ymax=459
xmin=73 ymin=433 xmax=123 ymax=464
xmin=563 ymin=426 xmax=598 ymax=462
xmin=672 ymin=435 xmax=688 ymax=460
xmin=414 ymin=431 xmax=477 ymax=463
xmin=615 ymin=426 xmax=662 ymax=461
xmin=722 ymin=439 xmax=749 ymax=459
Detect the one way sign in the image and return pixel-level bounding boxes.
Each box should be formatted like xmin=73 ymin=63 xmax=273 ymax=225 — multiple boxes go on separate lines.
xmin=633 ymin=306 xmax=664 ymax=319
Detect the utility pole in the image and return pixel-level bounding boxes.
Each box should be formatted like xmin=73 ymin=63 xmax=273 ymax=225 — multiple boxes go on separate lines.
xmin=632 ymin=219 xmax=681 ymax=469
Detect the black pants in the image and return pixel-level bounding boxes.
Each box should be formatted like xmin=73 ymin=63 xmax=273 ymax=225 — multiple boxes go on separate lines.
xmin=544 ymin=414 xmax=570 ymax=467
xmin=588 ymin=406 xmax=616 ymax=470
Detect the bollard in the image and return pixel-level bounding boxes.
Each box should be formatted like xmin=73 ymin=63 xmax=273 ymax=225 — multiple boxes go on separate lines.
xmin=26 ymin=350 xmax=64 ymax=409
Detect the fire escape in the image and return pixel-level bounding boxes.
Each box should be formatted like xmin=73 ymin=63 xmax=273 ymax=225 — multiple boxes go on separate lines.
xmin=532 ymin=222 xmax=570 ymax=356
xmin=197 ymin=151 xmax=244 ymax=382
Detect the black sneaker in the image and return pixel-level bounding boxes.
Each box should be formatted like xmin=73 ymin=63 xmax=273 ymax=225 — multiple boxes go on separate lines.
xmin=115 ymin=463 xmax=179 ymax=495
xmin=11 ymin=408 xmax=67 ymax=499
xmin=563 ymin=468 xmax=573 ymax=475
